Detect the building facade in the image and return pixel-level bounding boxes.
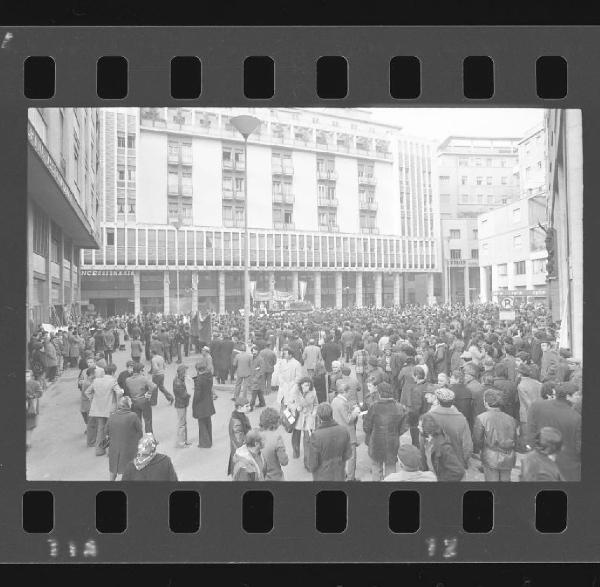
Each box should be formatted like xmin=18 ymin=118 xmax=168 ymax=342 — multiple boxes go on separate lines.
xmin=545 ymin=109 xmax=583 ymax=359
xmin=478 ymin=124 xmax=549 ymax=304
xmin=81 ymin=107 xmax=442 ymax=315
xmin=27 ymin=108 xmax=101 ymax=337
xmin=437 ymin=136 xmax=520 ymax=303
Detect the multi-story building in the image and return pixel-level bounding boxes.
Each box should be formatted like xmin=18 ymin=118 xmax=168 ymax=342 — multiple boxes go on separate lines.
xmin=437 ymin=136 xmax=520 ymax=303
xmin=81 ymin=107 xmax=442 ymax=315
xmin=545 ymin=109 xmax=583 ymax=359
xmin=478 ymin=124 xmax=549 ymax=304
xmin=27 ymin=108 xmax=101 ymax=337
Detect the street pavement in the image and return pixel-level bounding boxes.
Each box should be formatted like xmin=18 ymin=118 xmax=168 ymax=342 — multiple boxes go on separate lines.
xmin=27 ymin=340 xmax=521 ymax=482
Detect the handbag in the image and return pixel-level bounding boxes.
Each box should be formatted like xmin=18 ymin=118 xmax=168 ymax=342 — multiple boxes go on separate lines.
xmin=281 ymin=405 xmax=298 ymax=433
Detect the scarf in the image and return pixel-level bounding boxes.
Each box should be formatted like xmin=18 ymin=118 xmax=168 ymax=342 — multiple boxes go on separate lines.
xmin=133 ymin=433 xmax=158 ymax=470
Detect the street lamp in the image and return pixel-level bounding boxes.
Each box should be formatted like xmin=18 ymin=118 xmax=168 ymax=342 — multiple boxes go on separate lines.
xmin=230 ymin=114 xmax=261 ymax=348
xmin=171 ymin=213 xmax=185 ymax=315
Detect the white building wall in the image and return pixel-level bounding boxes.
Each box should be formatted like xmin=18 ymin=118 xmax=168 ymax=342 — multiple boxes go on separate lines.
xmin=375 ymin=159 xmax=396 ymax=235
xmin=138 ymin=131 xmax=168 ymax=224
xmin=192 ymin=137 xmax=222 ymax=226
xmin=335 ymin=156 xmax=359 ymax=233
xmin=292 ymin=150 xmax=318 ymax=230
xmin=247 ymin=143 xmax=273 ymax=230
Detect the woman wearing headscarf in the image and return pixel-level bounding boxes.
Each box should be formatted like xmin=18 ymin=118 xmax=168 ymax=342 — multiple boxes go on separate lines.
xmin=107 ymin=396 xmax=143 ymax=481
xmin=192 ymin=358 xmax=216 ymax=448
xmin=26 ymin=369 xmax=43 ymax=451
xmin=121 ymin=433 xmax=178 ymax=481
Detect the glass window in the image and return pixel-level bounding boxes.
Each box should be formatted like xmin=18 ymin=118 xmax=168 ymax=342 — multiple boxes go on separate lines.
xmin=498 ymin=263 xmax=507 ymax=276
xmin=127 ymin=134 xmax=136 ymax=149
xmin=471 ymin=249 xmax=479 ymax=259
xmin=450 ymin=229 xmax=461 ymax=239
xmin=450 ymin=249 xmax=462 ymax=259
xmin=117 ymin=133 xmax=126 ymax=148
xmin=476 ymin=177 xmax=483 ymax=185
xmin=106 ymin=229 xmax=115 ymax=246
xmin=486 ymin=176 xmax=492 ymax=185
xmin=513 ymin=207 xmax=521 ymax=222
xmin=461 ymin=176 xmax=468 ymax=185
xmin=513 ymin=235 xmax=522 ymax=249
xmin=514 ymin=260 xmax=526 ymax=275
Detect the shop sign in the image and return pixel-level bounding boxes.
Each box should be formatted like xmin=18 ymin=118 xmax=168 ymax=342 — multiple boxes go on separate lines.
xmin=80 ymin=270 xmax=134 ymax=277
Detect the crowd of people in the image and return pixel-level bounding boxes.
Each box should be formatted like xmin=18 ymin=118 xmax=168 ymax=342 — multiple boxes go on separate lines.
xmin=26 ymin=301 xmax=582 ymax=482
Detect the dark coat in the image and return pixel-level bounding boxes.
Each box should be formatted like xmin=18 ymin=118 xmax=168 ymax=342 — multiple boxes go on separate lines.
xmin=228 ymin=411 xmax=252 ymax=476
xmin=172 ymin=377 xmax=190 ymax=409
xmin=308 ymin=420 xmax=352 ymax=481
xmin=493 ymin=376 xmax=519 ymax=420
xmin=363 ymin=398 xmax=409 ymax=463
xmin=107 ymin=408 xmax=143 ymax=474
xmin=526 ymin=398 xmax=581 ymax=481
xmin=321 ymin=341 xmax=342 ymax=371
xmin=192 ymin=372 xmax=215 ymax=419
xmin=121 ymin=453 xmax=178 ymax=481
xmin=400 ymin=380 xmax=429 ymax=426
xmin=450 ymin=383 xmax=473 ymax=429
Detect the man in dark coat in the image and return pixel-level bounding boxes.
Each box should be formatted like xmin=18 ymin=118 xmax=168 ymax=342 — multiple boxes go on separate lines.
xmin=363 ymin=382 xmax=409 ymax=480
xmin=400 ymin=366 xmax=429 ymax=447
xmin=107 ymin=396 xmax=143 ymax=480
xmin=526 ymin=382 xmax=581 ymax=481
xmin=308 ymin=403 xmax=352 ymax=481
xmin=192 ymin=358 xmax=216 ymax=448
xmin=493 ymin=362 xmax=519 ymax=420
xmin=449 ymin=369 xmax=473 ymax=430
xmin=227 ymin=396 xmax=252 ymax=476
xmin=321 ymin=336 xmax=342 ymax=372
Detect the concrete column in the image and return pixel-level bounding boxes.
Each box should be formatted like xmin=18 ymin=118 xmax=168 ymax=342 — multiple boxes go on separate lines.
xmin=393 ymin=273 xmax=401 ymax=306
xmin=335 ymin=272 xmax=343 ymax=309
xmin=133 ymin=271 xmax=141 ymax=315
xmin=27 ymin=202 xmax=34 ymax=342
xmin=479 ymin=266 xmax=489 ymax=303
xmin=374 ymin=272 xmax=383 ymax=308
xmin=163 ymin=271 xmax=170 ymax=314
xmin=191 ymin=271 xmax=199 ymax=315
xmin=59 ymin=230 xmax=65 ymax=307
xmin=463 ymin=265 xmax=470 ymax=305
xmin=291 ymin=271 xmax=299 ymax=300
xmin=314 ymin=272 xmax=322 ymax=309
xmin=427 ymin=273 xmax=436 ymax=305
xmin=355 ymin=271 xmax=363 ymax=308
xmin=46 ymin=218 xmax=52 ymax=324
xmin=218 ymin=270 xmax=226 ymax=315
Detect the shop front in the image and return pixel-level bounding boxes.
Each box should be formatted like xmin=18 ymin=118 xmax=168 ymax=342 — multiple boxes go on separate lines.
xmin=81 ymin=270 xmax=135 ymax=317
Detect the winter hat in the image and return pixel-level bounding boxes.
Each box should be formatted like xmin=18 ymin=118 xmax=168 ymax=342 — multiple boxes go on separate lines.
xmin=435 ymin=387 xmax=455 ymax=402
xmin=397 ymin=444 xmax=422 ymax=472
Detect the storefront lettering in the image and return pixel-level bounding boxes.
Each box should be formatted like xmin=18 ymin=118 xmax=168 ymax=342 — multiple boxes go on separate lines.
xmin=80 ymin=270 xmax=134 ymax=277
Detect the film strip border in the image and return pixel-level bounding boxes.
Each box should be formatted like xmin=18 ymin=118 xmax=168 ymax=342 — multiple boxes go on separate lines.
xmin=1 ymin=26 xmax=597 ymax=563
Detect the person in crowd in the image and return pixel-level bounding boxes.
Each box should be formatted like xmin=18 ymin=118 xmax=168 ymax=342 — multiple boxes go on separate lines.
xmin=526 ymin=381 xmax=581 ymax=481
xmin=26 ymin=369 xmax=43 ymax=451
xmin=227 ymin=396 xmax=252 ymax=476
xmin=449 ymin=369 xmax=473 ymax=430
xmin=107 ymin=396 xmax=143 ymax=481
xmin=192 ymin=358 xmax=216 ymax=448
xmin=81 ymin=365 xmax=100 ymax=442
xmin=149 ymin=349 xmax=175 ymax=406
xmin=85 ymin=363 xmax=121 ymax=456
xmin=259 ymin=407 xmax=289 ymax=481
xmin=172 ymin=364 xmax=192 ymax=448
xmin=122 ymin=433 xmax=178 ymax=481
xmin=158 ymin=327 xmax=171 ymax=364
xmin=233 ymin=344 xmax=253 ymax=403
xmin=130 ymin=335 xmax=144 ymax=364
xmin=259 ymin=342 xmax=277 ymax=393
xmin=400 ymin=365 xmax=429 ymax=447
xmin=231 ymin=429 xmax=267 ymax=481
xmin=94 ymin=327 xmax=106 ymax=364
xmin=540 ymin=337 xmax=560 ymax=382
xmin=493 ymin=362 xmax=519 ymax=420
xmin=321 ymin=335 xmax=342 ymax=372
xmin=308 ymin=402 xmax=353 ymax=481
xmin=248 ymin=345 xmax=266 ymax=410
xmin=363 ymin=381 xmax=409 ymax=481
xmin=68 ymin=327 xmax=82 ymax=368
xmin=302 ymin=338 xmax=322 ymax=379
xmin=277 ymin=345 xmax=303 ymax=417
xmin=117 ymin=361 xmax=134 ymax=394
xmin=44 ymin=334 xmax=58 ymax=383
xmin=520 ymin=427 xmax=565 ymax=482
xmin=421 ymin=387 xmax=472 ymax=481
xmin=463 ymin=363 xmax=485 ymax=423
xmin=472 ymin=388 xmax=518 ymax=482
xmin=351 ymin=341 xmax=370 ymax=401
xmin=291 ymin=376 xmax=319 ymax=468
xmin=124 ymin=362 xmax=157 ymax=434
xmin=103 ymin=325 xmax=115 ymax=364
xmin=515 ymin=363 xmax=542 ymax=451
xmin=383 ymin=444 xmax=437 ymax=482
xmin=331 ymin=382 xmax=360 ymax=480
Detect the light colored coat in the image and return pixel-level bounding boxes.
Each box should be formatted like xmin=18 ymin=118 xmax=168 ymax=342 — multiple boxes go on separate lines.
xmin=292 ymin=387 xmax=318 ymax=431
xmin=276 ymin=357 xmax=302 ymax=407
xmin=331 ymin=394 xmax=358 ymax=443
xmin=302 ymin=345 xmax=322 ymax=370
xmin=86 ymin=375 xmax=122 ymax=418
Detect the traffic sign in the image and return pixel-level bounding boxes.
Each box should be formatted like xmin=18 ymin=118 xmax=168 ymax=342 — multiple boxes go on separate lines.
xmin=499 ymin=310 xmax=516 ymax=322
xmin=500 ymin=297 xmax=514 ymax=310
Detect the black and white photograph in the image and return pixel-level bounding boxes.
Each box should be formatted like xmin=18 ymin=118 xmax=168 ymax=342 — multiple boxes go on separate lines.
xmin=25 ymin=106 xmax=582 ymax=482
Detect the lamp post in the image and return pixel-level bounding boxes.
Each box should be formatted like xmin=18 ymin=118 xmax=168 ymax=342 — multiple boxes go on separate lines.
xmin=171 ymin=213 xmax=184 ymax=315
xmin=230 ymin=114 xmax=261 ymax=347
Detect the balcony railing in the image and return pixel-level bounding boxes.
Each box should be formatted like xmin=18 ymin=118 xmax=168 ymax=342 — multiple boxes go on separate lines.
xmin=273 ymin=221 xmax=295 ymax=230
xmin=223 ymin=218 xmax=245 ymax=228
xmin=273 ymin=192 xmax=295 ymax=204
xmin=360 ymin=227 xmax=379 ymax=235
xmin=319 ymin=223 xmax=339 ymax=232
xmin=222 ymin=189 xmax=245 ymax=200
xmin=359 ymin=199 xmax=378 ymax=211
xmin=447 ymin=258 xmax=465 ymax=266
xmin=358 ymin=174 xmax=377 ymax=186
xmin=318 ymin=196 xmax=339 ymax=207
xmin=317 ymin=169 xmax=338 ymax=181
xmin=272 ymin=164 xmax=294 ymax=175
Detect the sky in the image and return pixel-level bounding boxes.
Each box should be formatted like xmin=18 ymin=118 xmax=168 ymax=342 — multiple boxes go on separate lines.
xmin=367 ymin=108 xmax=544 ymax=143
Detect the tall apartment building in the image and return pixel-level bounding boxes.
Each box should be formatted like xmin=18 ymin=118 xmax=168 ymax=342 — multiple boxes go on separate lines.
xmin=478 ymin=124 xmax=549 ymax=304
xmin=545 ymin=109 xmax=583 ymax=359
xmin=437 ymin=136 xmax=520 ymax=303
xmin=27 ymin=108 xmax=101 ymax=337
xmin=81 ymin=107 xmax=442 ymax=315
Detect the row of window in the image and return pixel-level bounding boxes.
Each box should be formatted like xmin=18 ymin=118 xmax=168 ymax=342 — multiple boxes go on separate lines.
xmin=458 ymin=157 xmax=515 ymax=168
xmin=449 ymin=249 xmax=478 ymax=260
xmin=497 ymin=259 xmax=546 ymax=276
xmin=117 ymin=134 xmax=136 ymax=149
xmin=449 ymin=229 xmax=479 ymax=240
xmin=447 ymin=175 xmax=511 ymax=186
xmin=32 ymin=204 xmax=75 ymax=264
xmin=93 ymin=228 xmax=436 ymax=270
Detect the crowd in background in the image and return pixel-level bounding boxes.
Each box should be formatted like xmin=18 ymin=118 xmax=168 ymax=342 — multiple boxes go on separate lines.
xmin=26 ymin=301 xmax=582 ymax=482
